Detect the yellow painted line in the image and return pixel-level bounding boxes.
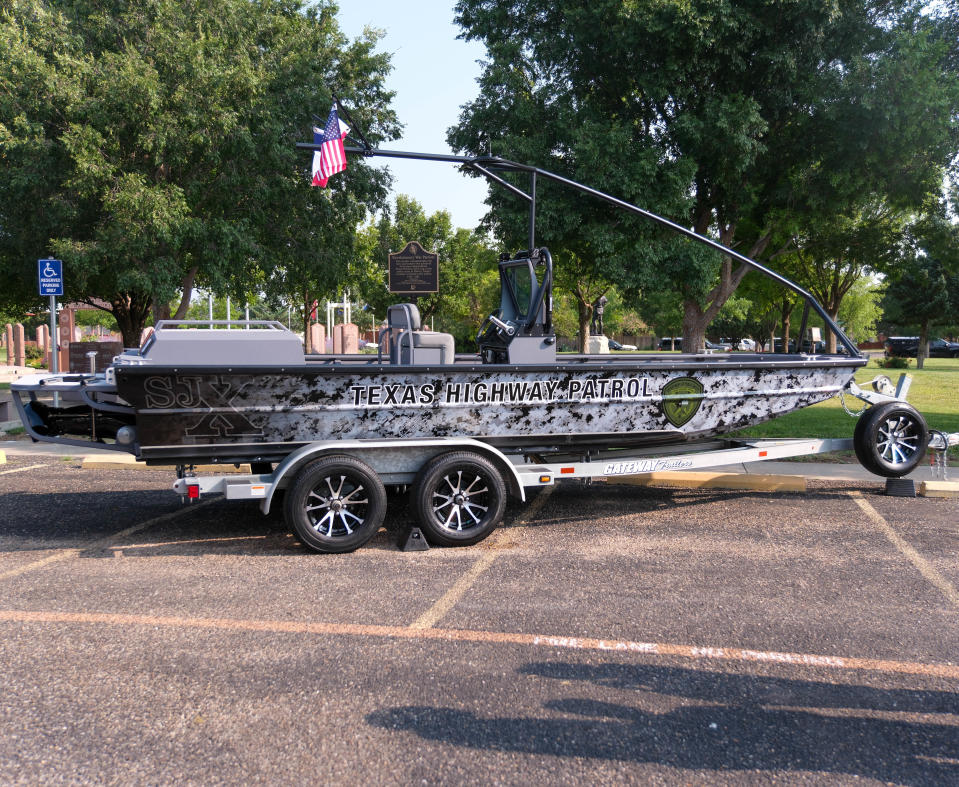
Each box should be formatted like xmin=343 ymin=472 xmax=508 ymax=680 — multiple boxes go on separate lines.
xmin=0 ymin=499 xmax=217 ymax=581
xmin=410 ymin=486 xmax=556 ymax=630
xmin=111 ymin=534 xmax=272 ymax=550
xmin=0 ymin=463 xmax=48 ymax=476
xmin=849 ymin=491 xmax=959 ymax=609
xmin=605 ymin=471 xmax=806 ymax=492
xmin=0 ymin=449 xmax=5 ymax=464
xmin=0 ymin=550 xmax=82 ymax=580
xmin=0 ymin=607 xmax=956 ymax=680
xmin=409 ymin=549 xmax=500 ymax=630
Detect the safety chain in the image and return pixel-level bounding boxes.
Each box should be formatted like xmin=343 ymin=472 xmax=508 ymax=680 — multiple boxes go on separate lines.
xmin=929 ymin=431 xmax=949 ymax=481
xmin=838 ymin=390 xmax=867 ymax=418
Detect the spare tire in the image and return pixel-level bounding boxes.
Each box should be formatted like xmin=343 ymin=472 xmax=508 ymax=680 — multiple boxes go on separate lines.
xmin=854 ymin=402 xmax=928 ymax=477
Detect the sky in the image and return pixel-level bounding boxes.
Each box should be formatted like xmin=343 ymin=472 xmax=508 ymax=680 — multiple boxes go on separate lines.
xmin=335 ymin=0 xmax=490 ymax=230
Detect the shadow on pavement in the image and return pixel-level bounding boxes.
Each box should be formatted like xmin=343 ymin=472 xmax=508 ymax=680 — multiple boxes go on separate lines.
xmin=367 ymin=661 xmax=958 ymax=783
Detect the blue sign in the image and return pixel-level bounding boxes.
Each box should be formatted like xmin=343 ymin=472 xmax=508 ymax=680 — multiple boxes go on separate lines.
xmin=38 ymin=258 xmax=63 ymax=297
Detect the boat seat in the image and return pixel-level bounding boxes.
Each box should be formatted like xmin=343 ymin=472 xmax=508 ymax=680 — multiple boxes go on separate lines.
xmin=382 ymin=303 xmax=455 ymax=365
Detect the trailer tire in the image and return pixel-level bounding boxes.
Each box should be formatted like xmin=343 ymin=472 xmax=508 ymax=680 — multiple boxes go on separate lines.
xmin=854 ymin=402 xmax=928 ymax=478
xmin=285 ymin=455 xmax=386 ymax=553
xmin=412 ymin=451 xmax=506 ymax=547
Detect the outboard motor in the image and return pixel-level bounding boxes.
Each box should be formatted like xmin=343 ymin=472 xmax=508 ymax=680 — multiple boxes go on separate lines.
xmin=477 ymin=247 xmax=557 ymax=364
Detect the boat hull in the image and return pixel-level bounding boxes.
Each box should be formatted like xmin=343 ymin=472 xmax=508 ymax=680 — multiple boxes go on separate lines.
xmin=114 ymin=356 xmax=864 ymax=462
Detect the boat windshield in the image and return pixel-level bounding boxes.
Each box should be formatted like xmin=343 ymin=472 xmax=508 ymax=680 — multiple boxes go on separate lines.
xmin=504 ymin=263 xmax=533 ymax=320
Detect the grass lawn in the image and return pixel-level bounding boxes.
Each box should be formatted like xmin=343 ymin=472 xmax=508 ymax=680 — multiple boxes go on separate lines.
xmin=733 ymin=356 xmax=959 ymax=461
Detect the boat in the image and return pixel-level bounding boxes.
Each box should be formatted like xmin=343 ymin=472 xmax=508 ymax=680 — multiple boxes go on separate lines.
xmin=13 ymin=308 xmax=865 ymax=468
xmin=9 ymin=149 xmax=902 ymax=467
xmin=12 ymin=232 xmax=871 ymax=460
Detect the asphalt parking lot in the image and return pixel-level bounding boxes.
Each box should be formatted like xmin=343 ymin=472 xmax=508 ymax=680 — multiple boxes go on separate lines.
xmin=0 ymin=455 xmax=957 ymax=784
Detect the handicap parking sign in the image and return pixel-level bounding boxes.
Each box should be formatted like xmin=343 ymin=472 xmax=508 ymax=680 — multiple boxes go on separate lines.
xmin=38 ymin=258 xmax=63 ymax=296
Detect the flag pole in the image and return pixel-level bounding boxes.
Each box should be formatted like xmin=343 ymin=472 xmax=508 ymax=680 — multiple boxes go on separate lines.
xmin=331 ymin=92 xmax=373 ymax=152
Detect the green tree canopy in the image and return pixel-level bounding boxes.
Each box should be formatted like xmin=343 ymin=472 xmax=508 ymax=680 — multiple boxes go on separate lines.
xmin=450 ymin=0 xmax=959 ymax=351
xmin=0 ymin=0 xmax=399 ymax=345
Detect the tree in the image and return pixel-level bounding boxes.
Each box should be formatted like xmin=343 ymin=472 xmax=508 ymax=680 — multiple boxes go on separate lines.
xmin=438 ymin=227 xmax=501 ymax=349
xmin=837 ymin=276 xmax=884 ymax=345
xmin=881 ymin=216 xmax=959 ymax=367
xmin=0 ymin=0 xmax=399 ymax=346
xmin=634 ymin=287 xmax=683 ymax=349
xmin=450 ymin=0 xmax=959 ymax=351
xmin=709 ymin=294 xmax=753 ymax=345
xmin=352 ymin=196 xmax=501 ymax=349
xmin=882 ymin=258 xmax=951 ymax=368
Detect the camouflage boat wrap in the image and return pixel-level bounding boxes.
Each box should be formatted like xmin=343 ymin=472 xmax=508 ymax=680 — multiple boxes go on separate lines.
xmin=115 ymin=358 xmax=860 ymax=461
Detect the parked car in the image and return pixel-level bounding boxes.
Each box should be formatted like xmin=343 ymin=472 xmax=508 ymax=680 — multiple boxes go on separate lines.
xmin=735 ymin=338 xmax=756 ymax=351
xmin=885 ymin=336 xmax=959 ymax=358
xmin=884 ymin=336 xmax=918 ymax=357
xmin=929 ymin=338 xmax=959 ymax=357
xmin=607 ymin=338 xmax=637 ymax=351
xmin=772 ymin=338 xmax=797 ymax=353
xmin=704 ymin=340 xmax=731 ymax=352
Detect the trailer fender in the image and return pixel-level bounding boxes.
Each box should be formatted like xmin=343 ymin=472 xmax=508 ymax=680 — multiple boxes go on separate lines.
xmin=260 ymin=438 xmax=524 ymax=515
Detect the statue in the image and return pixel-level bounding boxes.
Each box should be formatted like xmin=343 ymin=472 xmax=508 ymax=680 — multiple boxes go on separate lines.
xmin=590 ymin=295 xmax=608 ymax=336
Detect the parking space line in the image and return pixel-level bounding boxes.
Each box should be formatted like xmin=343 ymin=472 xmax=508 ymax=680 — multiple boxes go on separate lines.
xmin=504 ymin=483 xmax=557 ymax=531
xmin=1 ymin=607 xmax=956 ymax=680
xmin=0 ymin=463 xmax=48 ymax=476
xmin=0 ymin=499 xmax=217 ymax=581
xmin=110 ymin=534 xmax=272 ymax=550
xmin=0 ymin=549 xmax=82 ymax=580
xmin=409 ymin=548 xmax=499 ymax=629
xmin=410 ymin=486 xmax=556 ymax=630
xmin=848 ymin=491 xmax=959 ymax=610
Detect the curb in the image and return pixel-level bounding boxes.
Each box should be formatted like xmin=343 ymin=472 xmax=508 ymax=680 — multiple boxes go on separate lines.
xmin=919 ymin=480 xmax=959 ymax=499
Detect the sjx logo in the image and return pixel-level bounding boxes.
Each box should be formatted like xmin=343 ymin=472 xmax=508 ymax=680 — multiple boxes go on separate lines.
xmin=143 ymin=375 xmax=264 ymax=439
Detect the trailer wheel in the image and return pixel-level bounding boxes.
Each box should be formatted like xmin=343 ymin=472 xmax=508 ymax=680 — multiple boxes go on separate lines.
xmin=285 ymin=455 xmax=386 ymax=553
xmin=412 ymin=451 xmax=507 ymax=546
xmin=854 ymin=402 xmax=928 ymax=478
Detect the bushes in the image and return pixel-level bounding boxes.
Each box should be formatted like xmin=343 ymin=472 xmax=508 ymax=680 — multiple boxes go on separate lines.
xmin=874 ymin=356 xmax=912 ymax=369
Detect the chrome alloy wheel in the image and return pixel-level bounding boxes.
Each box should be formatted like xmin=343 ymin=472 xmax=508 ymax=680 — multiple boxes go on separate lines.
xmin=306 ymin=474 xmax=370 ymax=537
xmin=432 ymin=469 xmax=491 ymax=532
xmin=285 ymin=455 xmax=386 ymax=553
xmin=412 ymin=451 xmax=507 ymax=546
xmin=854 ymin=402 xmax=928 ymax=478
xmin=876 ymin=414 xmax=922 ymax=467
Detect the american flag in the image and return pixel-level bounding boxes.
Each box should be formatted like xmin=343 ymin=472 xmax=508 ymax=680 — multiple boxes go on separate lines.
xmin=311 ymin=107 xmax=350 ymax=187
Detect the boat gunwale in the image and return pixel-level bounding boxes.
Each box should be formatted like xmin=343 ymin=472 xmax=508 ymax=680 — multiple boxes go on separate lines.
xmin=112 ymin=353 xmax=867 ymax=378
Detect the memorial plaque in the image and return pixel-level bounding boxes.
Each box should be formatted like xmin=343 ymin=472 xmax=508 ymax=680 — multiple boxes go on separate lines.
xmin=69 ymin=341 xmax=122 ymax=372
xmin=388 ymin=241 xmax=439 ymax=294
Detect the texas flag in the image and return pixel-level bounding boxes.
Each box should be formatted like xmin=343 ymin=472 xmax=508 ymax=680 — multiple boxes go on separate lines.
xmin=311 ymin=107 xmax=349 ymax=187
